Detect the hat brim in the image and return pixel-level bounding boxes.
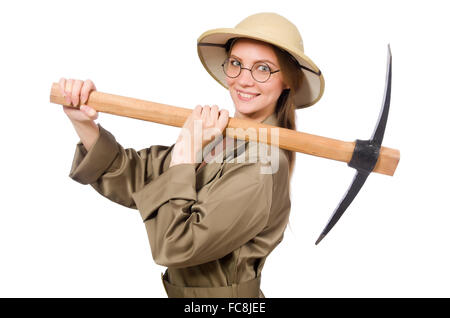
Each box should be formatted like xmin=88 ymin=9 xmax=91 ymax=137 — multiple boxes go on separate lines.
xmin=197 ymin=28 xmax=325 ymax=109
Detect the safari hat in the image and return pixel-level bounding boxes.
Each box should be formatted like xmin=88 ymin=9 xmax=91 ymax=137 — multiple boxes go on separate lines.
xmin=197 ymin=12 xmax=325 ymax=109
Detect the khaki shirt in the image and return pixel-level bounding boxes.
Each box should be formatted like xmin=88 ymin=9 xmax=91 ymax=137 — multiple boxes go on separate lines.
xmin=69 ymin=112 xmax=291 ymax=298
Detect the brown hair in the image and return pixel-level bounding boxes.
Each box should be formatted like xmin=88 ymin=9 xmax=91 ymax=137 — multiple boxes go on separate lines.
xmin=272 ymin=46 xmax=302 ymax=181
xmin=225 ymin=38 xmax=302 ymax=181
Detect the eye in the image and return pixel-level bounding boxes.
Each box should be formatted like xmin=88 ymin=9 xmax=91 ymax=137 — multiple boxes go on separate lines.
xmin=257 ymin=64 xmax=271 ymax=72
xmin=230 ymin=58 xmax=241 ymax=67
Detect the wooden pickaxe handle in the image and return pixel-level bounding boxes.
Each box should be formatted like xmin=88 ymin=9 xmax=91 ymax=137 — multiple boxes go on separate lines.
xmin=50 ymin=83 xmax=400 ymax=176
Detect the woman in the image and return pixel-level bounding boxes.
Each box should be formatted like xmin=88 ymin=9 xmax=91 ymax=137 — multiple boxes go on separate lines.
xmin=59 ymin=12 xmax=324 ymax=298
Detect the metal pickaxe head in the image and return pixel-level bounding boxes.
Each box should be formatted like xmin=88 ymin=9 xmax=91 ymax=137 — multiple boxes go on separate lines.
xmin=315 ymin=44 xmax=394 ymax=245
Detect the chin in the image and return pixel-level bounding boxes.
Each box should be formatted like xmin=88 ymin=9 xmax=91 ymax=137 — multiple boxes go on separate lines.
xmin=236 ymin=104 xmax=254 ymax=114
xmin=234 ymin=99 xmax=258 ymax=113
xmin=236 ymin=104 xmax=258 ymax=117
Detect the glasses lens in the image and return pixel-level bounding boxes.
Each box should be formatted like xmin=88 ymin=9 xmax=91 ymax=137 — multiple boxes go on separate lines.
xmin=223 ymin=58 xmax=241 ymax=78
xmin=251 ymin=62 xmax=271 ymax=82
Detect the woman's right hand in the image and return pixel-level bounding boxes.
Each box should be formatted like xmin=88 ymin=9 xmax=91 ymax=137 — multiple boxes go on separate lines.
xmin=59 ymin=78 xmax=99 ymax=123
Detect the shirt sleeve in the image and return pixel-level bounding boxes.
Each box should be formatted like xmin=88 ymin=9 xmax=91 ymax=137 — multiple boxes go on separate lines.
xmin=69 ymin=123 xmax=174 ymax=209
xmin=130 ymin=161 xmax=273 ymax=269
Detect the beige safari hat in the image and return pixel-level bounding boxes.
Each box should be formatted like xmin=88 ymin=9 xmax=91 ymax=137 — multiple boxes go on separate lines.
xmin=197 ymin=12 xmax=325 ymax=109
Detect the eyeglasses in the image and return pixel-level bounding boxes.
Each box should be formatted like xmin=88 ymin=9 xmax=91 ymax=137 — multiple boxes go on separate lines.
xmin=221 ymin=57 xmax=280 ymax=83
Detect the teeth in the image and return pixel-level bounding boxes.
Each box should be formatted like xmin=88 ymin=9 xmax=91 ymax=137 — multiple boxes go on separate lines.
xmin=238 ymin=91 xmax=257 ymax=99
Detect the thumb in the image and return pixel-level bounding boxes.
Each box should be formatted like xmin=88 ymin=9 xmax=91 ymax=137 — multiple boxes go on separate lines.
xmin=80 ymin=105 xmax=98 ymax=120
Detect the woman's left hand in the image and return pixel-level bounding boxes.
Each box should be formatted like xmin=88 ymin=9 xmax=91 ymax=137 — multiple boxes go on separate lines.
xmin=170 ymin=105 xmax=229 ymax=167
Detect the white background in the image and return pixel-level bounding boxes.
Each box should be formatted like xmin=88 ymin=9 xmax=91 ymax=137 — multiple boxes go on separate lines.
xmin=0 ymin=0 xmax=448 ymax=297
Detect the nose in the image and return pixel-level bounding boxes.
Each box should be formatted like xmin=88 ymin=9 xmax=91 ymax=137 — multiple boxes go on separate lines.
xmin=237 ymin=68 xmax=255 ymax=87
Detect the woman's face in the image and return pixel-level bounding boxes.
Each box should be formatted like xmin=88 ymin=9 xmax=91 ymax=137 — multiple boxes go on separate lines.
xmin=225 ymin=38 xmax=288 ymax=121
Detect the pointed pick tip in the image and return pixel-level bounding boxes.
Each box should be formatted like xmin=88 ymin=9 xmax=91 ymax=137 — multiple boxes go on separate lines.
xmin=315 ymin=233 xmax=326 ymax=245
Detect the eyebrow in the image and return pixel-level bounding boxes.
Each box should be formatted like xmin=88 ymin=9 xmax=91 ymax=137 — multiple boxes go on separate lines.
xmin=229 ymin=54 xmax=278 ymax=67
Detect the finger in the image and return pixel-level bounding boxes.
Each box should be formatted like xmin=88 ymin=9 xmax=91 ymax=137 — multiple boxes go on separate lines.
xmin=217 ymin=109 xmax=230 ymax=131
xmin=58 ymin=78 xmax=67 ymax=98
xmin=182 ymin=105 xmax=198 ymax=128
xmin=210 ymin=105 xmax=219 ymax=123
xmin=201 ymin=105 xmax=211 ymax=120
xmin=65 ymin=79 xmax=74 ymax=105
xmin=80 ymin=105 xmax=98 ymax=120
xmin=76 ymin=107 xmax=94 ymax=121
xmin=86 ymin=79 xmax=96 ymax=91
xmin=192 ymin=104 xmax=202 ymax=120
xmin=202 ymin=105 xmax=213 ymax=127
xmin=71 ymin=80 xmax=83 ymax=107
xmin=91 ymin=108 xmax=99 ymax=120
xmin=194 ymin=105 xmax=202 ymax=115
xmin=80 ymin=79 xmax=95 ymax=105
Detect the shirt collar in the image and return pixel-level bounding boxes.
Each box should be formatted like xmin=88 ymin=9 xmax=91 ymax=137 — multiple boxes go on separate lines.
xmin=261 ymin=112 xmax=280 ymax=127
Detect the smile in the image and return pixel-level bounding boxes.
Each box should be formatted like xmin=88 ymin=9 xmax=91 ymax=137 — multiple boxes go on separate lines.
xmin=237 ymin=90 xmax=260 ymax=101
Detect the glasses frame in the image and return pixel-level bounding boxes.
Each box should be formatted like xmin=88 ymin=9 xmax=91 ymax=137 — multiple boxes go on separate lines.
xmin=221 ymin=57 xmax=281 ymax=83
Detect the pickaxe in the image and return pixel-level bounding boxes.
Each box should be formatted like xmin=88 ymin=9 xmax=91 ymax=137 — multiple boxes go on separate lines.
xmin=49 ymin=45 xmax=399 ymax=245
